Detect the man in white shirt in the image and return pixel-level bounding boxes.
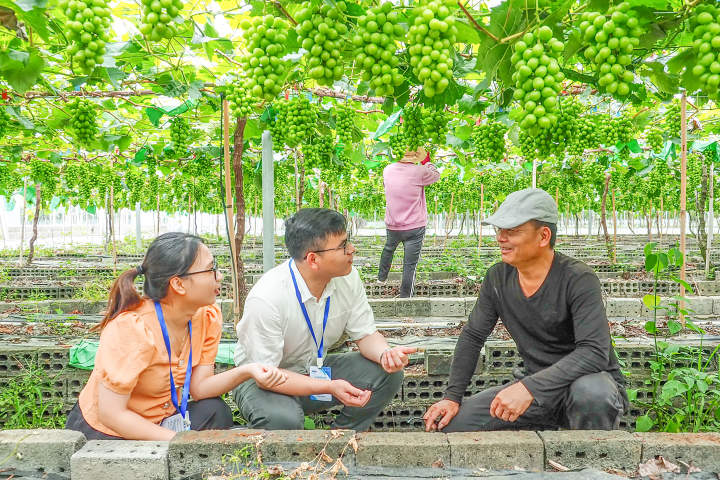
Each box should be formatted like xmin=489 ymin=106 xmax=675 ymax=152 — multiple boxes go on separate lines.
xmin=233 ymin=208 xmax=416 ymax=430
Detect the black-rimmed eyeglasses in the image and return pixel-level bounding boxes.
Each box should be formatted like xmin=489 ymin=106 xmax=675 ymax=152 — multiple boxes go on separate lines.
xmin=182 ymin=260 xmax=220 ymax=280
xmin=304 ymin=238 xmax=352 ymax=259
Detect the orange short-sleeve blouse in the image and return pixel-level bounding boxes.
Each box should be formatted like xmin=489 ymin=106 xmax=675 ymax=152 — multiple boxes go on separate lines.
xmin=78 ymin=300 xmax=222 ymax=436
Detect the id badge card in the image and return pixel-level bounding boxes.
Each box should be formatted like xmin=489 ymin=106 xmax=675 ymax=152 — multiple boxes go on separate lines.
xmin=160 ymin=411 xmax=190 ymax=432
xmin=309 ymin=366 xmax=332 ymax=401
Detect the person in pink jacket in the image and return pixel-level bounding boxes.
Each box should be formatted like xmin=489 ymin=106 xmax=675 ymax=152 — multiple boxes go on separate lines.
xmin=379 ymin=147 xmax=440 ymax=297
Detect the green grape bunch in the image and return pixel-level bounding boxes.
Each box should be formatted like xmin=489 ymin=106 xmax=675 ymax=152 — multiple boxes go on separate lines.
xmin=688 ymin=4 xmax=720 ymax=101
xmin=69 ymin=99 xmax=99 ymax=147
xmin=125 ymin=167 xmax=145 ymax=205
xmin=472 ymin=121 xmax=508 ymax=164
xmin=60 ymin=0 xmax=111 ymax=72
xmin=577 ymin=2 xmax=644 ymax=98
xmin=664 ymin=101 xmax=682 ymax=138
xmin=354 ymin=2 xmax=405 ymax=97
xmin=567 ymin=116 xmax=596 ymax=156
xmin=139 ymin=0 xmax=184 ymax=41
xmin=335 ymin=104 xmax=355 ymax=148
xmin=271 ymin=96 xmax=317 ymax=148
xmin=223 ymin=82 xmax=255 ymax=118
xmin=0 ymin=107 xmax=12 ymax=138
xmin=424 ymin=108 xmax=449 ymax=145
xmin=295 ymin=1 xmax=349 ymax=86
xmin=63 ymin=160 xmax=94 ymax=201
xmin=645 ymin=126 xmax=664 ymax=153
xmin=302 ymin=135 xmax=335 ymax=171
xmin=509 ymin=26 xmax=565 ymax=131
xmin=30 ymin=159 xmax=60 ymax=195
xmin=686 ymin=152 xmax=704 ymax=194
xmin=602 ymin=115 xmax=634 ymax=146
xmin=170 ymin=116 xmax=191 ymax=157
xmin=408 ymin=0 xmax=458 ymax=98
xmin=239 ymin=15 xmax=289 ymax=100
xmin=402 ymin=103 xmax=426 ymax=151
xmin=518 ymin=98 xmax=581 ymax=159
xmin=388 ymin=131 xmax=408 ymax=159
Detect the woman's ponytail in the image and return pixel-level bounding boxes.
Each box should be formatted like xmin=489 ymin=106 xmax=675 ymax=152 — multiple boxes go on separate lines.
xmin=92 ymin=266 xmax=144 ymax=332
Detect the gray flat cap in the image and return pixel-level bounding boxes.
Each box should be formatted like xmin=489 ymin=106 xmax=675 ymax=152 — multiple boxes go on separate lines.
xmin=482 ymin=188 xmax=558 ymax=229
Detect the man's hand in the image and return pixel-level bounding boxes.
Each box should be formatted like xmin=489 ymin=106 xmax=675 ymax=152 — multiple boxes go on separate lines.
xmin=489 ymin=381 xmax=534 ymax=423
xmin=422 ymin=399 xmax=459 ymax=432
xmin=380 ymin=346 xmax=417 ymax=373
xmin=248 ymin=364 xmax=288 ymax=389
xmin=330 ymin=379 xmax=372 ymax=407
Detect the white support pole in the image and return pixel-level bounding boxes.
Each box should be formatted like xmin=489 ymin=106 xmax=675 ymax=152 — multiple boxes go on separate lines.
xmin=532 ymin=159 xmax=537 ymax=188
xmin=262 ymin=130 xmax=275 ymax=273
xmin=706 ymin=163 xmax=714 ymax=277
xmin=135 ymin=202 xmax=142 ymax=251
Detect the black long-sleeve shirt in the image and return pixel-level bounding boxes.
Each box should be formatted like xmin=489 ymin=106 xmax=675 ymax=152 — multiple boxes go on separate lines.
xmin=445 ymin=252 xmax=624 ymax=409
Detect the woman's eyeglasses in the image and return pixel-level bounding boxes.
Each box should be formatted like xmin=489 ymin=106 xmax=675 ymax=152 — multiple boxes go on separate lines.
xmin=182 ymin=260 xmax=220 ymax=280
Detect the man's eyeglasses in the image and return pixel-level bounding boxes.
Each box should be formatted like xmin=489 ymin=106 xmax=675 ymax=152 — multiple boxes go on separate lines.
xmin=182 ymin=260 xmax=220 ymax=280
xmin=304 ymin=238 xmax=352 ymax=259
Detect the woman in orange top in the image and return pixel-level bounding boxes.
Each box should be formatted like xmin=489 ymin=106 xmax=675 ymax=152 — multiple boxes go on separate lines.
xmin=65 ymin=232 xmax=287 ymax=440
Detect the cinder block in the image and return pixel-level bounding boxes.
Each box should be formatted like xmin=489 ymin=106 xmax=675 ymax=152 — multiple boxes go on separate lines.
xmin=355 ymin=432 xmax=449 ymax=467
xmin=605 ymin=298 xmax=642 ymax=318
xmin=448 ymin=431 xmax=543 ymax=471
xmin=37 ymin=345 xmax=71 ymax=373
xmin=0 ymin=428 xmax=86 ymax=478
xmin=261 ymin=429 xmax=355 ymax=465
xmin=635 ymin=432 xmax=720 ymax=472
xmin=539 ymin=430 xmax=641 ymax=472
xmin=712 ymin=297 xmax=720 ymax=315
xmin=71 ymin=440 xmax=168 ymax=480
xmin=696 ymin=281 xmax=720 ymax=296
xmin=424 ymin=350 xmax=482 ymax=376
xmin=686 ymin=296 xmax=714 ymax=315
xmin=0 ymin=344 xmax=38 ymax=375
xmin=168 ymin=429 xmax=264 ymax=479
xmin=484 ymin=340 xmax=523 ymax=372
xmin=395 ymin=299 xmax=430 ymax=317
xmin=428 ymin=298 xmax=465 ymax=317
xmin=65 ymin=370 xmax=92 ymax=403
xmin=369 ymin=299 xmax=397 ymax=317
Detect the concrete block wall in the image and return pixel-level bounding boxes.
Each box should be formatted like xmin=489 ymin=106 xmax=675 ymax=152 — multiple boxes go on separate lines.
xmin=7 ymin=295 xmax=720 ymax=319
xmin=4 ymin=429 xmax=720 ymax=478
xmin=2 ymin=338 xmax=718 ymax=431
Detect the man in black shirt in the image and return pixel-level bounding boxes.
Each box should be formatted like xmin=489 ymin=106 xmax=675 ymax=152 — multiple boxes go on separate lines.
xmin=423 ymin=188 xmax=628 ymax=432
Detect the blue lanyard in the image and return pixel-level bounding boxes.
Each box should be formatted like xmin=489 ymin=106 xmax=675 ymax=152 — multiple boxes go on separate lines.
xmin=289 ymin=260 xmax=330 ymax=367
xmin=154 ymin=301 xmax=192 ymax=419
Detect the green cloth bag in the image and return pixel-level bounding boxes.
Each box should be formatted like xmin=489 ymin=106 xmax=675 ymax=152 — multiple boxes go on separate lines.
xmin=68 ymin=340 xmax=236 ymax=369
xmin=68 ymin=339 xmax=100 ymax=370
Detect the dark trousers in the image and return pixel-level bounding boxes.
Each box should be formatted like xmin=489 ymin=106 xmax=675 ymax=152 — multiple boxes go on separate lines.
xmin=65 ymin=397 xmax=233 ymax=440
xmin=232 ymin=352 xmax=403 ymax=431
xmin=443 ymin=371 xmax=628 ymax=432
xmin=378 ymin=226 xmax=425 ymax=297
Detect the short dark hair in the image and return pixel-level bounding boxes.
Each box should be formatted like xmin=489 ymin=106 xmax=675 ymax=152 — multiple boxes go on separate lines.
xmin=285 ymin=208 xmax=347 ymax=260
xmin=531 ymin=220 xmax=557 ymax=248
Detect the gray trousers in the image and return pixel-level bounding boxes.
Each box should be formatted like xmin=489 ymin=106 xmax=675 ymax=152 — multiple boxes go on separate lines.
xmin=232 ymin=352 xmax=403 ymax=431
xmin=378 ymin=226 xmax=425 ymax=297
xmin=443 ymin=371 xmax=627 ymax=432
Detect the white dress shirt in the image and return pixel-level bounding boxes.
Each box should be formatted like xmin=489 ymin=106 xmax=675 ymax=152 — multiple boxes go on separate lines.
xmin=234 ymin=259 xmax=377 ymax=373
